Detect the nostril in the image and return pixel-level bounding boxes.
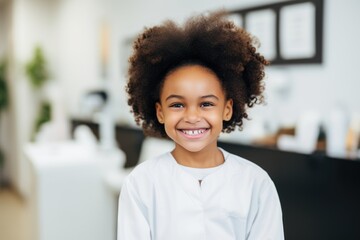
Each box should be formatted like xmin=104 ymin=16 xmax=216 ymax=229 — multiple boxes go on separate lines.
xmin=184 ymin=110 xmax=201 ymax=123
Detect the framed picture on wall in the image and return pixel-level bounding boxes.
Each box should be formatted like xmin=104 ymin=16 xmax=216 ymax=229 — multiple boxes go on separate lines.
xmin=245 ymin=9 xmax=277 ymax=61
xmin=279 ymin=2 xmax=316 ymax=60
xmin=228 ymin=0 xmax=324 ymax=65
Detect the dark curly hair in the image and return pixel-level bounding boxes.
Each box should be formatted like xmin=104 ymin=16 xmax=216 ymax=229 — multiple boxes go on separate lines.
xmin=126 ymin=11 xmax=269 ymax=138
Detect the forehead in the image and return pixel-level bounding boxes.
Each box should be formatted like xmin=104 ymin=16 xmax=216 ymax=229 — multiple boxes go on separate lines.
xmin=161 ymin=65 xmax=225 ymax=98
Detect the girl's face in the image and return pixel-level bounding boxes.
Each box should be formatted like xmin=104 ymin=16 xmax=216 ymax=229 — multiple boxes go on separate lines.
xmin=156 ymin=65 xmax=233 ymax=154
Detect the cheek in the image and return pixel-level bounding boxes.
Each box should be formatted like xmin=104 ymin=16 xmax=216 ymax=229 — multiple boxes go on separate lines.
xmin=163 ymin=114 xmax=181 ymax=137
xmin=206 ymin=110 xmax=224 ymax=125
xmin=163 ymin=112 xmax=181 ymax=125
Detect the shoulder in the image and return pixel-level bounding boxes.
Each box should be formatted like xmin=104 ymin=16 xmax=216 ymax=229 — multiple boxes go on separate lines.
xmin=221 ymin=148 xmax=280 ymax=205
xmin=221 ymin=148 xmax=272 ymax=184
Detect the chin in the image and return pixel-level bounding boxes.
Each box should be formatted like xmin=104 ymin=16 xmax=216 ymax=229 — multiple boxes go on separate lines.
xmin=177 ymin=142 xmax=209 ymax=153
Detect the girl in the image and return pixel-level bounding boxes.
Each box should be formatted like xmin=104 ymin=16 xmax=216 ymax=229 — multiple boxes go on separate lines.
xmin=118 ymin=12 xmax=284 ymax=240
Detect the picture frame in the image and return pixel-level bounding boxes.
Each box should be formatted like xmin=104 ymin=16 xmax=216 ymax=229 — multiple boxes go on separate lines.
xmin=228 ymin=0 xmax=324 ymax=65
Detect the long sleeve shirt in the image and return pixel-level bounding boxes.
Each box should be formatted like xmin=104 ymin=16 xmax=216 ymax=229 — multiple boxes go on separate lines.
xmin=117 ymin=148 xmax=284 ymax=240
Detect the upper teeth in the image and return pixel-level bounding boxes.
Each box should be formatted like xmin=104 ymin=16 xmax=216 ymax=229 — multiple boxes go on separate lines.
xmin=182 ymin=129 xmax=205 ymax=135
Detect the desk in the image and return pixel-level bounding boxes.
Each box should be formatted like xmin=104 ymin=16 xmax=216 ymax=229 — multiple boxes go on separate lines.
xmin=71 ymin=119 xmax=360 ymax=240
xmin=25 ymin=141 xmax=121 ymax=240
xmin=217 ymin=141 xmax=360 ymax=240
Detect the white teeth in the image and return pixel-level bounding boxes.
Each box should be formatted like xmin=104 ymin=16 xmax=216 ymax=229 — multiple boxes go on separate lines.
xmin=182 ymin=129 xmax=206 ymax=135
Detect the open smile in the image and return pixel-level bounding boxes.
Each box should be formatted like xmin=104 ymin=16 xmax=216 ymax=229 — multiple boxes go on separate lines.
xmin=178 ymin=128 xmax=209 ymax=138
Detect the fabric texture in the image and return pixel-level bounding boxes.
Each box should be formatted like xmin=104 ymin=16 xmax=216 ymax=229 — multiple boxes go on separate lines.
xmin=117 ymin=148 xmax=284 ymax=240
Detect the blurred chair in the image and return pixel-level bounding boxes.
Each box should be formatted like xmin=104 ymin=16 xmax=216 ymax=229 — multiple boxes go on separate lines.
xmin=277 ymin=111 xmax=321 ymax=154
xmin=138 ymin=137 xmax=175 ymax=164
xmin=105 ymin=137 xmax=175 ymax=196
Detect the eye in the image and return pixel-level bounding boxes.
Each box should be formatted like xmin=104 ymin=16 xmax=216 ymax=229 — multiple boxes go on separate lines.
xmin=200 ymin=102 xmax=214 ymax=108
xmin=169 ymin=103 xmax=184 ymax=108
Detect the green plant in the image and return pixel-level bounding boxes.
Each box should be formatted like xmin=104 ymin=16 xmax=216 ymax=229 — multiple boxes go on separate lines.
xmin=0 ymin=59 xmax=8 ymax=172
xmin=25 ymin=46 xmax=49 ymax=89
xmin=31 ymin=101 xmax=52 ymax=141
xmin=0 ymin=60 xmax=8 ymax=110
xmin=25 ymin=46 xmax=52 ymax=140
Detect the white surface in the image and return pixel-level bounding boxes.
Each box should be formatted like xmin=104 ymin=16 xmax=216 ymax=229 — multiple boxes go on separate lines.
xmin=25 ymin=141 xmax=126 ymax=240
xmin=326 ymin=108 xmax=349 ymax=158
xmin=277 ymin=111 xmax=321 ymax=154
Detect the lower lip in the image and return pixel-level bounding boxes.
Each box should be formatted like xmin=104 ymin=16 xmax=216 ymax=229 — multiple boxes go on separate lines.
xmin=178 ymin=129 xmax=209 ymax=139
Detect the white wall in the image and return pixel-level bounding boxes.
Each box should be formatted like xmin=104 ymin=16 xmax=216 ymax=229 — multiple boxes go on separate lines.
xmin=269 ymin=0 xmax=360 ymax=124
xmin=3 ymin=0 xmax=360 ymax=190
xmin=55 ymin=0 xmax=106 ymax=115
xmin=7 ymin=0 xmax=118 ymax=195
xmin=110 ymin=0 xmax=360 ymax=133
xmin=107 ymin=0 xmax=294 ymax=124
xmin=0 ymin=2 xmax=9 ymax=56
xmin=9 ymin=0 xmax=60 ymax=194
xmin=1 ymin=0 xmax=104 ymax=194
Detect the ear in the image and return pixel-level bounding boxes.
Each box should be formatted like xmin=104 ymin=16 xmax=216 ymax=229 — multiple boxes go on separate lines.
xmin=155 ymin=102 xmax=164 ymax=124
xmin=223 ymin=99 xmax=233 ymax=121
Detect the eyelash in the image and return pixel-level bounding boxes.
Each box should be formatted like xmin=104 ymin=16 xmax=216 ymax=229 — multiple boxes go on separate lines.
xmin=169 ymin=103 xmax=184 ymax=108
xmin=169 ymin=102 xmax=214 ymax=108
xmin=200 ymin=102 xmax=214 ymax=107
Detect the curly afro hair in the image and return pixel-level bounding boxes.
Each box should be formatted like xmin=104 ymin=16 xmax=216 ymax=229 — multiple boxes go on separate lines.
xmin=126 ymin=11 xmax=269 ymax=138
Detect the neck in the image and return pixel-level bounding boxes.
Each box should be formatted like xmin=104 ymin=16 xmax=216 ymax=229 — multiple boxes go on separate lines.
xmin=172 ymin=144 xmax=224 ymax=168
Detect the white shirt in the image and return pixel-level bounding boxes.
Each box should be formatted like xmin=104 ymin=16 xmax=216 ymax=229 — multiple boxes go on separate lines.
xmin=117 ymin=148 xmax=284 ymax=240
xmin=179 ymin=164 xmax=223 ymax=183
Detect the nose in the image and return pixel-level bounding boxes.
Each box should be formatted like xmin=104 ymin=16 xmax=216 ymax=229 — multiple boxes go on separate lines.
xmin=184 ymin=106 xmax=201 ymax=123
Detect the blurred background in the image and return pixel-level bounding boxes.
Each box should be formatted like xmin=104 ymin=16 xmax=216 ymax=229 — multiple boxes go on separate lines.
xmin=1 ymin=0 xmax=360 ymax=239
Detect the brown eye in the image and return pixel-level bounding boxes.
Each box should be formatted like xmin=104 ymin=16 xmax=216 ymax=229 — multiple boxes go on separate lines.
xmin=200 ymin=102 xmax=214 ymax=108
xmin=169 ymin=103 xmax=184 ymax=108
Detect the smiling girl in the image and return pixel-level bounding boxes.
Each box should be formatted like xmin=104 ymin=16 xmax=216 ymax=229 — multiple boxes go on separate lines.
xmin=117 ymin=12 xmax=284 ymax=240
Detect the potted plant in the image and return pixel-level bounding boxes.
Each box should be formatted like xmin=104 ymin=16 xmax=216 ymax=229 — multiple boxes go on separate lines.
xmin=0 ymin=59 xmax=8 ymax=184
xmin=25 ymin=46 xmax=52 ymax=140
xmin=25 ymin=46 xmax=49 ymax=89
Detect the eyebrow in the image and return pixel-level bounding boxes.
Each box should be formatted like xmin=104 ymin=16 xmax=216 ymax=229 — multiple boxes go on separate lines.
xmin=165 ymin=94 xmax=219 ymax=101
